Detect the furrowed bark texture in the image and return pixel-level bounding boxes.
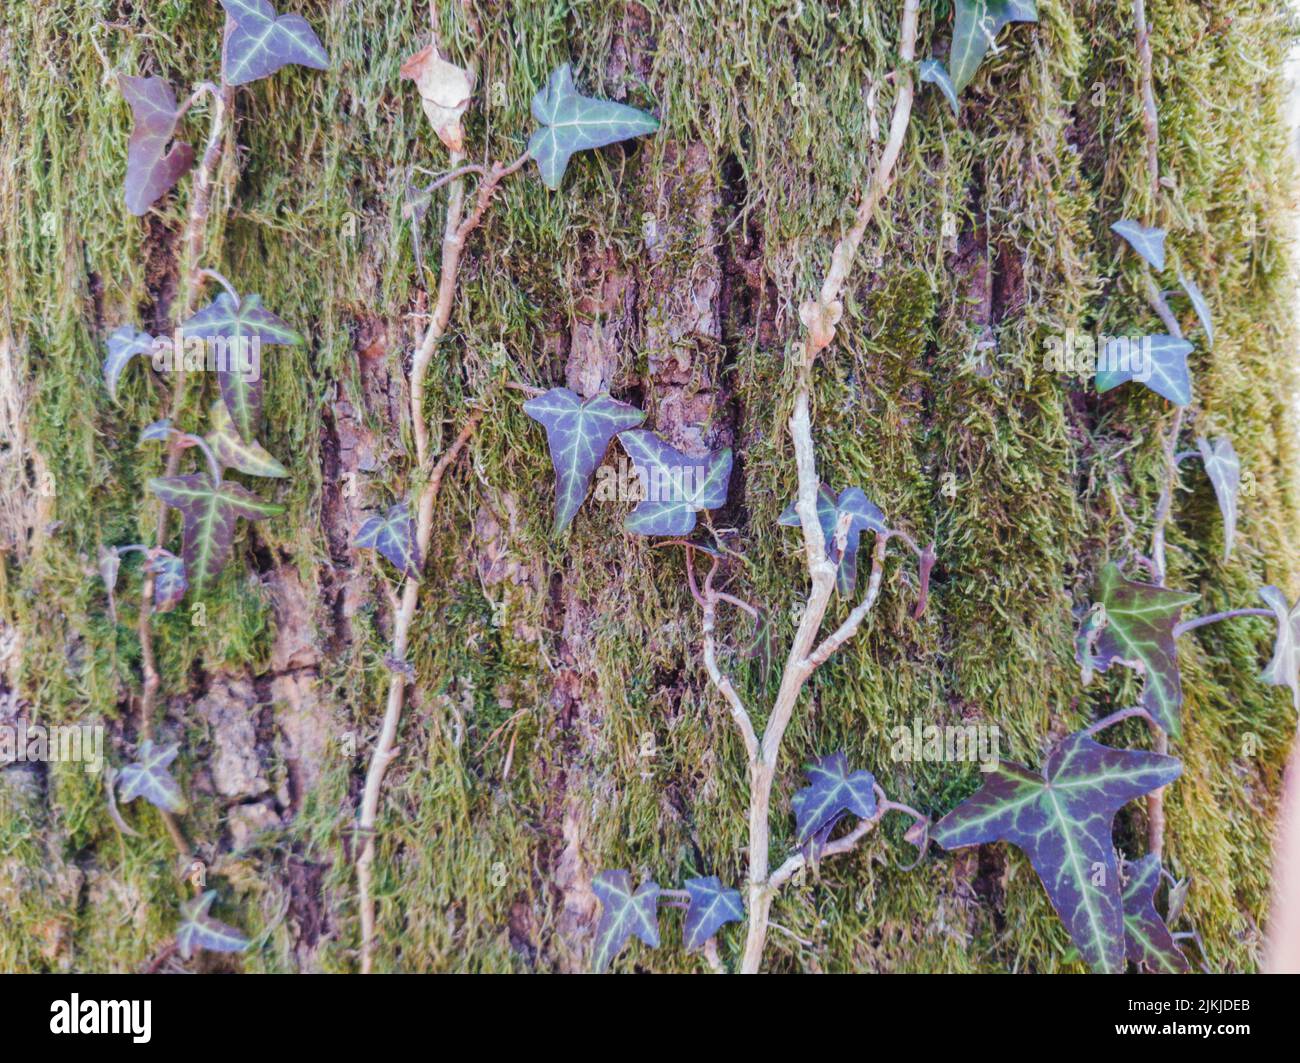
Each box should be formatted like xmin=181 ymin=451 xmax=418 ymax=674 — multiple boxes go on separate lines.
xmin=1 ymin=1 xmax=1298 ymax=973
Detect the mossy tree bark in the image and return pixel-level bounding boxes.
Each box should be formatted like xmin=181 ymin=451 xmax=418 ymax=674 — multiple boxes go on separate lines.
xmin=1 ymin=0 xmax=1297 ymax=972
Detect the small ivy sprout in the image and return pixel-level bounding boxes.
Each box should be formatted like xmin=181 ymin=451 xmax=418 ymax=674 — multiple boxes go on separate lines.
xmin=355 ymin=502 xmax=421 ymax=579
xmin=1121 ymin=853 xmax=1190 ymax=973
xmin=117 ymin=739 xmax=187 ymax=815
xmin=175 ymin=890 xmax=251 ymax=960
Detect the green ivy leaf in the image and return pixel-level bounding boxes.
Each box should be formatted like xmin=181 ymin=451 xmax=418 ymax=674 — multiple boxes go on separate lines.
xmin=1095 ymin=334 xmax=1192 ymax=406
xmin=149 ymin=474 xmax=284 ymax=594
xmin=933 ymin=730 xmax=1182 ymax=973
xmin=591 ymin=870 xmax=660 ymax=973
xmin=617 ymin=431 xmax=732 ymax=536
xmin=1177 ymin=270 xmax=1214 ymax=348
xmin=527 ymin=64 xmax=660 ymax=190
xmin=918 ymin=59 xmax=959 ymax=115
xmin=117 ymin=739 xmax=187 ymax=815
xmin=1259 ymin=585 xmax=1300 ymax=713
xmin=180 ymin=292 xmax=301 ymax=442
xmin=206 ymin=401 xmax=288 ymax=478
xmin=1196 ymin=435 xmax=1239 ymax=561
xmin=176 ymin=890 xmax=250 ymax=960
xmin=1122 ymin=853 xmax=1190 ymax=973
xmin=1092 ymin=563 xmax=1197 ymax=736
xmin=681 ymin=876 xmax=744 ymax=951
xmin=219 ymin=0 xmax=329 ymax=87
xmin=1111 ymin=220 xmax=1167 ymax=271
xmin=949 ymin=1 xmax=1039 ymax=93
xmin=355 ymin=502 xmax=420 ymax=579
xmin=103 ymin=326 xmax=155 ymax=401
xmin=523 ymin=388 xmax=645 ymax=532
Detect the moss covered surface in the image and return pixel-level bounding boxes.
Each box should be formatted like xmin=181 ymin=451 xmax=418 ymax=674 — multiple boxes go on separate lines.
xmin=1 ymin=0 xmax=1297 ymax=972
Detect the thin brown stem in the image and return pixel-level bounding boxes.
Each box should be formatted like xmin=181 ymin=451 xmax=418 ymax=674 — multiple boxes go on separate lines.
xmin=1133 ymin=0 xmax=1161 ymax=198
xmin=1174 ymin=608 xmax=1273 ymax=637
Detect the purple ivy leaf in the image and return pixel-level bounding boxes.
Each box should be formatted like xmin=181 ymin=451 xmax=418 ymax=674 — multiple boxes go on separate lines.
xmin=1091 ymin=562 xmax=1197 ymax=736
xmin=356 ymin=502 xmax=420 ymax=579
xmin=790 ymin=752 xmax=877 ymax=850
xmin=103 ymin=326 xmax=155 ymax=401
xmin=527 ymin=64 xmax=660 ymax=190
xmin=1258 ymin=585 xmax=1300 ymax=713
xmin=1111 ymin=219 xmax=1167 ymax=272
xmin=682 ymin=875 xmax=744 ymax=951
xmin=176 ymin=890 xmax=250 ymax=960
xmin=119 ymin=75 xmax=194 ymax=215
xmin=1195 ymin=435 xmax=1239 ymax=561
xmin=933 ymin=730 xmax=1182 ymax=973
xmin=778 ymin=484 xmax=886 ymax=596
xmin=140 ymin=419 xmax=173 ymax=443
xmin=145 ymin=549 xmax=189 ymax=613
xmin=591 ymin=870 xmax=660 ymax=972
xmin=206 ymin=400 xmax=288 ymax=478
xmin=523 ymin=388 xmax=645 ymax=533
xmin=617 ymin=431 xmax=732 ymax=536
xmin=1121 ymin=853 xmax=1190 ymax=973
xmin=1095 ymin=334 xmax=1193 ymax=406
xmin=117 ymin=739 xmax=187 ymax=814
xmin=1177 ymin=270 xmax=1213 ymax=348
xmin=181 ymin=292 xmax=299 ymax=442
xmin=149 ymin=474 xmax=284 ymax=594
xmin=220 ymin=0 xmax=330 ymax=87
xmin=98 ymin=546 xmax=121 ymax=622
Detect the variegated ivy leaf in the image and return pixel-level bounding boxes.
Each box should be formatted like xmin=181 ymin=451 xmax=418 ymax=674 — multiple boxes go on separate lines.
xmin=523 ymin=388 xmax=646 ymax=533
xmin=933 ymin=730 xmax=1182 ymax=973
xmin=98 ymin=546 xmax=121 ymax=622
xmin=117 ymin=739 xmax=187 ymax=815
xmin=949 ymin=1 xmax=1039 ymax=93
xmin=778 ymin=484 xmax=887 ymax=596
xmin=103 ymin=325 xmax=155 ymax=401
xmin=119 ymin=75 xmax=194 ymax=216
xmin=591 ymin=870 xmax=660 ymax=973
xmin=1111 ymin=220 xmax=1167 ymax=272
xmin=176 ymin=890 xmax=250 ymax=960
xmin=1178 ymin=270 xmax=1214 ymax=348
xmin=682 ymin=876 xmax=744 ymax=951
xmin=206 ymin=401 xmax=288 ymax=478
xmin=1259 ymin=585 xmax=1300 ymax=713
xmin=790 ymin=752 xmax=877 ymax=854
xmin=528 ymin=64 xmax=660 ymax=190
xmin=146 ymin=550 xmax=189 ymax=613
xmin=149 ymin=474 xmax=284 ymax=594
xmin=618 ymin=431 xmax=732 ymax=537
xmin=140 ymin=418 xmax=173 ymax=443
xmin=918 ymin=59 xmax=959 ymax=115
xmin=219 ymin=0 xmax=329 ymax=87
xmin=180 ymin=292 xmax=300 ymax=442
xmin=1196 ymin=435 xmax=1239 ymax=561
xmin=355 ymin=502 xmax=420 ymax=580
xmin=1122 ymin=853 xmax=1190 ymax=974
xmin=1095 ymin=334 xmax=1192 ymax=407
xmin=1092 ymin=562 xmax=1197 ymax=737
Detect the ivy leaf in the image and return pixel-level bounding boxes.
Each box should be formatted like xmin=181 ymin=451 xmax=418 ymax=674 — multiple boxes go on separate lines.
xmin=1178 ymin=270 xmax=1213 ymax=348
xmin=1092 ymin=562 xmax=1197 ymax=737
xmin=140 ymin=418 xmax=173 ymax=443
xmin=117 ymin=739 xmax=187 ymax=815
xmin=219 ymin=0 xmax=329 ymax=87
xmin=682 ymin=876 xmax=744 ymax=951
xmin=527 ymin=64 xmax=660 ymax=190
xmin=932 ymin=730 xmax=1182 ymax=973
xmin=949 ymin=1 xmax=1039 ymax=93
xmin=149 ymin=474 xmax=284 ymax=594
xmin=918 ymin=59 xmax=959 ymax=115
xmin=176 ymin=890 xmax=250 ymax=960
xmin=400 ymin=44 xmax=474 ymax=154
xmin=98 ymin=546 xmax=121 ymax=622
xmin=591 ymin=870 xmax=660 ymax=973
xmin=103 ymin=326 xmax=155 ymax=401
xmin=1095 ymin=334 xmax=1192 ymax=406
xmin=180 ymin=293 xmax=300 ymax=442
xmin=618 ymin=431 xmax=732 ymax=536
xmin=206 ymin=401 xmax=288 ymax=478
xmin=1195 ymin=435 xmax=1239 ymax=561
xmin=145 ymin=550 xmax=189 ymax=613
xmin=1111 ymin=220 xmax=1167 ymax=272
xmin=778 ymin=484 xmax=886 ymax=596
xmin=1122 ymin=854 xmax=1190 ymax=973
xmin=523 ymin=388 xmax=646 ymax=533
xmin=119 ymin=75 xmax=194 ymax=215
xmin=1258 ymin=585 xmax=1300 ymax=713
xmin=790 ymin=752 xmax=878 ymax=851
xmin=356 ymin=502 xmax=420 ymax=579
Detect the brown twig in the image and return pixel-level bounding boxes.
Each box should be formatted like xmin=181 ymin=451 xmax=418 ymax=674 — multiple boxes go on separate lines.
xmin=1133 ymin=0 xmax=1161 ymax=197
